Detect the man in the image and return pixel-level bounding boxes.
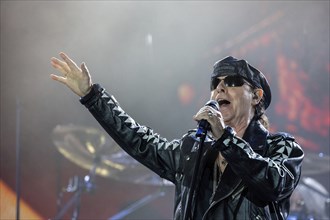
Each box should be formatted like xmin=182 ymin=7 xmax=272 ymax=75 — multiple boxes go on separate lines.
xmin=50 ymin=53 xmax=304 ymax=219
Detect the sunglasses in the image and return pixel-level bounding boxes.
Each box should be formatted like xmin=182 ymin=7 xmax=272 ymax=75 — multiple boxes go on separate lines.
xmin=210 ymin=75 xmax=252 ymax=90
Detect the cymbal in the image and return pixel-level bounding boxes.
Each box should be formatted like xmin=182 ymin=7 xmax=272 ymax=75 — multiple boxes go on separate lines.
xmin=52 ymin=124 xmax=173 ymax=186
xmin=302 ymin=152 xmax=330 ymax=176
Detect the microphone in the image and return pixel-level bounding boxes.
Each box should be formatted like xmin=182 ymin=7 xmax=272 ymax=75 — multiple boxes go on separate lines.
xmin=195 ymin=100 xmax=219 ymax=138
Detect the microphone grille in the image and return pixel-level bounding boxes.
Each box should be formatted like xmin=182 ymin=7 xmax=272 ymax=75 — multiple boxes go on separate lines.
xmin=205 ymin=100 xmax=219 ymax=111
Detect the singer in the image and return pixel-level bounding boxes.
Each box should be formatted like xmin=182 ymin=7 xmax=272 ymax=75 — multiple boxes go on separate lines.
xmin=50 ymin=53 xmax=304 ymax=220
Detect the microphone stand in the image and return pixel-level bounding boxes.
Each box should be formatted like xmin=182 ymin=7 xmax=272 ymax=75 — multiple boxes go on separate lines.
xmin=183 ymin=133 xmax=207 ymax=220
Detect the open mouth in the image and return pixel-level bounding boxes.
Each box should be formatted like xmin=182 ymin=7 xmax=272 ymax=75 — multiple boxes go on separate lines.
xmin=218 ymin=99 xmax=231 ymax=108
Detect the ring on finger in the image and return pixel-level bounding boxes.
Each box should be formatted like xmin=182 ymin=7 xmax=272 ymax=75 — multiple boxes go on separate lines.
xmin=208 ymin=111 xmax=214 ymax=118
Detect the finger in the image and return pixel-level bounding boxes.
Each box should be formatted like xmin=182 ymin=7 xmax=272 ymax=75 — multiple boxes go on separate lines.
xmin=51 ymin=62 xmax=67 ymax=76
xmin=59 ymin=52 xmax=79 ymax=71
xmin=193 ymin=110 xmax=210 ymax=122
xmin=51 ymin=57 xmax=70 ymax=73
xmin=204 ymin=106 xmax=217 ymax=114
xmin=209 ymin=110 xmax=221 ymax=118
xmin=50 ymin=74 xmax=67 ymax=85
xmin=195 ymin=106 xmax=209 ymax=115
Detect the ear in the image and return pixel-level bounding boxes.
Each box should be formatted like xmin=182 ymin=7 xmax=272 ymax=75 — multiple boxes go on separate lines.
xmin=252 ymin=89 xmax=263 ymax=106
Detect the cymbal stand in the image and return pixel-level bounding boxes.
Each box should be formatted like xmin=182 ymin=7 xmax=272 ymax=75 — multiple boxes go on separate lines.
xmin=54 ymin=157 xmax=99 ymax=220
xmin=108 ymin=184 xmax=166 ymax=220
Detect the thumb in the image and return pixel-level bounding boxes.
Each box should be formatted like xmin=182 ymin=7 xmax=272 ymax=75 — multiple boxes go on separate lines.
xmin=81 ymin=62 xmax=89 ymax=74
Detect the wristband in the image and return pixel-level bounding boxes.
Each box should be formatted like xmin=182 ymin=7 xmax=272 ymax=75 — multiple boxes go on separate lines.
xmin=214 ymin=126 xmax=236 ymax=150
xmin=223 ymin=126 xmax=236 ymax=137
xmin=80 ymin=84 xmax=103 ymax=105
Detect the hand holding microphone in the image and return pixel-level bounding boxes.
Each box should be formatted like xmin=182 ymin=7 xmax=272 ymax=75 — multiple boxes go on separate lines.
xmin=193 ymin=100 xmax=226 ymax=139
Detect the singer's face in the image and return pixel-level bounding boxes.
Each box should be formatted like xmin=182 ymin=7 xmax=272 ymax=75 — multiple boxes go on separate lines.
xmin=210 ymin=76 xmax=255 ymax=126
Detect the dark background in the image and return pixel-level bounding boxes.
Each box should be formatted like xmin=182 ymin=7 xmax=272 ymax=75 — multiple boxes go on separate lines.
xmin=1 ymin=1 xmax=329 ymax=219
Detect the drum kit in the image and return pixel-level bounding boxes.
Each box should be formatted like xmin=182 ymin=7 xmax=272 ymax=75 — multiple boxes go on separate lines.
xmin=52 ymin=124 xmax=172 ymax=220
xmin=51 ymin=124 xmax=330 ymax=220
xmin=288 ymin=154 xmax=330 ymax=220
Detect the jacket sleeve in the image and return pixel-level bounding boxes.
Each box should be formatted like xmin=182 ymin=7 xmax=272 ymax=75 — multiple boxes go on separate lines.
xmin=80 ymin=84 xmax=182 ymax=182
xmin=214 ymin=128 xmax=304 ymax=202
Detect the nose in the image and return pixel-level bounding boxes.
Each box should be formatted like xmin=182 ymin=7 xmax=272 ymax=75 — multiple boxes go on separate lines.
xmin=216 ymin=80 xmax=226 ymax=93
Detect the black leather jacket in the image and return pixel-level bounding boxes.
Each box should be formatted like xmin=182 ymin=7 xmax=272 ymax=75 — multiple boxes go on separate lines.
xmin=80 ymin=84 xmax=304 ymax=220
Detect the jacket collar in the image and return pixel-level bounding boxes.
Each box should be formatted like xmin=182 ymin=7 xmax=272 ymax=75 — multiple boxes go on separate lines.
xmin=242 ymin=118 xmax=269 ymax=153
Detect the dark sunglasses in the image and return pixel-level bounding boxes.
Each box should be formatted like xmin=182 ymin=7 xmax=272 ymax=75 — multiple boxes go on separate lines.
xmin=210 ymin=75 xmax=251 ymax=90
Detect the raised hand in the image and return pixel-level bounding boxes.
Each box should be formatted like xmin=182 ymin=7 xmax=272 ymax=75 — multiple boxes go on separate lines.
xmin=50 ymin=52 xmax=93 ymax=97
